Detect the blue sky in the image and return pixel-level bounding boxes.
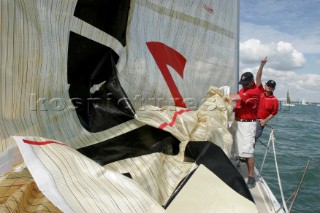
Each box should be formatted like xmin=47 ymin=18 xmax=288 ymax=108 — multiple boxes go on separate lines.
xmin=239 ymin=0 xmax=320 ymax=103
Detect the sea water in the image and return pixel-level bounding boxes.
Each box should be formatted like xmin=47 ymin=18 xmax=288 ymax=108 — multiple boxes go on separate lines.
xmin=254 ymin=104 xmax=320 ymax=213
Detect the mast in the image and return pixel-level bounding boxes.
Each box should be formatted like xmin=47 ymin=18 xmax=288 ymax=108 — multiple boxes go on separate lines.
xmin=235 ymin=0 xmax=240 ymax=93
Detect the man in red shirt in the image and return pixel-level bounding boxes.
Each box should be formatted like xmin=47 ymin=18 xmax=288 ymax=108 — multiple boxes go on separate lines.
xmin=256 ymin=80 xmax=279 ymax=141
xmin=229 ymin=57 xmax=267 ymax=188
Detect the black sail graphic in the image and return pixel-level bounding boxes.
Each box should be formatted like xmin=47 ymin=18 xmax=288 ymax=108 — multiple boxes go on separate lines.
xmin=68 ymin=0 xmax=134 ymax=132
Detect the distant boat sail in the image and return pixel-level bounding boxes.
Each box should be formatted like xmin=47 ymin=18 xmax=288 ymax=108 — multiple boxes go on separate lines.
xmin=301 ymin=98 xmax=308 ymax=105
xmin=282 ymin=90 xmax=295 ymax=106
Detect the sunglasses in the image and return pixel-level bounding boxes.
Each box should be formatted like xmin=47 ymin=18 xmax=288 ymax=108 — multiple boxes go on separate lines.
xmin=241 ymin=82 xmax=250 ymax=86
xmin=265 ymin=84 xmax=275 ymax=88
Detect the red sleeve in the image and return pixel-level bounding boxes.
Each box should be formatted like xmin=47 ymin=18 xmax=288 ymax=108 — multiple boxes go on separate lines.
xmin=244 ymin=86 xmax=260 ymax=101
xmin=238 ymin=92 xmax=248 ymax=102
xmin=238 ymin=86 xmax=260 ymax=109
xmin=271 ymin=98 xmax=279 ymax=115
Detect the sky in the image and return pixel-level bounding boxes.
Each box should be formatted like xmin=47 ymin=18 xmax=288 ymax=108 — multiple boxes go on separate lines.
xmin=239 ymin=0 xmax=320 ymax=103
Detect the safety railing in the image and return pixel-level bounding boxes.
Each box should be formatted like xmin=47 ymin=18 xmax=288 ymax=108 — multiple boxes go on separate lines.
xmin=258 ymin=124 xmax=311 ymax=213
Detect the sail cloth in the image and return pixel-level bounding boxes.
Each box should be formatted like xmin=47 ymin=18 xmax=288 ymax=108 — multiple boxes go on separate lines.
xmin=0 ymin=0 xmax=254 ymax=212
xmin=3 ymin=88 xmax=255 ymax=213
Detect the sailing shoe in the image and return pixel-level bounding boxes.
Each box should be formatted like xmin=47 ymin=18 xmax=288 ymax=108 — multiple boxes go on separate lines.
xmin=247 ymin=176 xmax=256 ymax=188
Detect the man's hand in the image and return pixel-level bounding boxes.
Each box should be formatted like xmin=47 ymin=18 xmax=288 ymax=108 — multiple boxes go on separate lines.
xmin=259 ymin=119 xmax=267 ymax=126
xmin=261 ymin=56 xmax=267 ymax=65
xmin=229 ymin=94 xmax=241 ymax=102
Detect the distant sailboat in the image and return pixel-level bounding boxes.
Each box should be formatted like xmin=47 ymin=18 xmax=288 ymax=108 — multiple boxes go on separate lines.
xmin=301 ymin=98 xmax=308 ymax=105
xmin=282 ymin=90 xmax=295 ymax=106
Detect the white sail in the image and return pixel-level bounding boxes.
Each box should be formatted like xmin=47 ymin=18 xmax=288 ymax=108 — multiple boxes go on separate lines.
xmin=302 ymin=98 xmax=308 ymax=105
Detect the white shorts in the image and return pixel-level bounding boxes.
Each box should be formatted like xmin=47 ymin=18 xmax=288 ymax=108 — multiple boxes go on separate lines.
xmin=230 ymin=121 xmax=257 ymax=158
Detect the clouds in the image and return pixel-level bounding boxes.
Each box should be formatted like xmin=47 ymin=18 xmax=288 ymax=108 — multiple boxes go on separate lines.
xmin=240 ymin=0 xmax=320 ymax=56
xmin=239 ymin=39 xmax=320 ymax=102
xmin=240 ymin=22 xmax=320 ymax=55
xmin=240 ymin=39 xmax=306 ymax=70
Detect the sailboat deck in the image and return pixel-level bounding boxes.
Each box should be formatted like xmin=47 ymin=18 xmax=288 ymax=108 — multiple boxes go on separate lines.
xmin=233 ymin=159 xmax=285 ymax=213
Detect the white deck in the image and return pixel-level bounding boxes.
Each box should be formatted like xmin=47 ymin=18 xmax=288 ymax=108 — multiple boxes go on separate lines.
xmin=233 ymin=159 xmax=285 ymax=213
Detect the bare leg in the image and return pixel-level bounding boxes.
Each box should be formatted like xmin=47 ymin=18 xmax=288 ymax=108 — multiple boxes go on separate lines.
xmin=247 ymin=157 xmax=255 ymax=177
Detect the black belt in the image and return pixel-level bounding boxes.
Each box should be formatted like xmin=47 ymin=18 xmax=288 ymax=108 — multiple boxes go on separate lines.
xmin=235 ymin=118 xmax=257 ymax=122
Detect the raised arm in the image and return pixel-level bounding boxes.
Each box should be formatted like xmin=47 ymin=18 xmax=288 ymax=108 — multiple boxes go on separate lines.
xmin=256 ymin=57 xmax=267 ymax=87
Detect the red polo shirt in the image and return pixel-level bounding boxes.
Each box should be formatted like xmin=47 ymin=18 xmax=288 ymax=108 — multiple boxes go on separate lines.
xmin=257 ymin=86 xmax=279 ymax=119
xmin=234 ymin=84 xmax=261 ymax=120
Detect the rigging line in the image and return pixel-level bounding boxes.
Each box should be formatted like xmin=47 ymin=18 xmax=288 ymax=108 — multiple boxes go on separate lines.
xmin=260 ymin=129 xmax=273 ymax=173
xmin=288 ymin=158 xmax=311 ymax=213
xmin=271 ymin=130 xmax=289 ymax=213
xmin=265 ymin=123 xmax=274 ymax=130
xmin=286 ymin=192 xmax=295 ymax=204
xmin=254 ymin=166 xmax=283 ymax=213
xmin=259 ymin=127 xmax=289 ymax=212
xmin=257 ymin=139 xmax=268 ymax=148
xmin=259 ymin=123 xmax=274 ymax=173
xmin=261 ymin=177 xmax=284 ymax=213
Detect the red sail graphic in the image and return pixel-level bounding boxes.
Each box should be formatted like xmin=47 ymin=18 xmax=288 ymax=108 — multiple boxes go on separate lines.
xmin=146 ymin=42 xmax=187 ymax=108
xmin=159 ymin=109 xmax=190 ymax=129
xmin=23 ymin=139 xmax=67 ymax=146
